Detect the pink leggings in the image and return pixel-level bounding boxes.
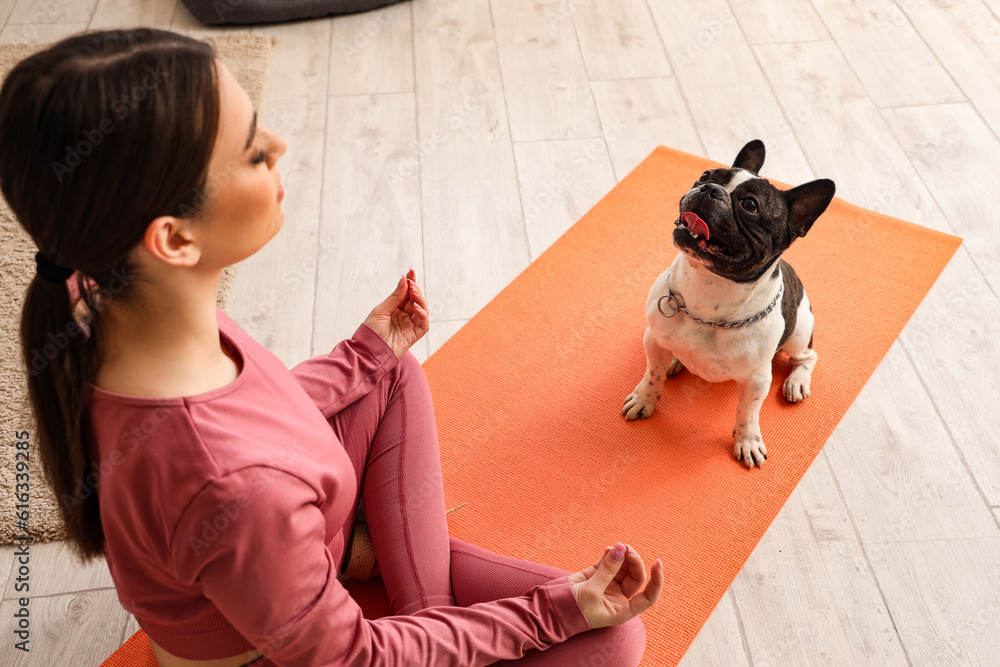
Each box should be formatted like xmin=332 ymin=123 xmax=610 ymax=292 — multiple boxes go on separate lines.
xmin=328 ymin=350 xmax=647 ymax=666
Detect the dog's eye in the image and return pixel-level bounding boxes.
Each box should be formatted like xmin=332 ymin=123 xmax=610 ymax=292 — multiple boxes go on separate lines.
xmin=698 ymin=171 xmax=711 ymax=182
xmin=741 ymin=197 xmax=759 ymax=213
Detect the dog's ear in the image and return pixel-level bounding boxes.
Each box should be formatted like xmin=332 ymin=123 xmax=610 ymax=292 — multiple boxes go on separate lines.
xmin=785 ymin=179 xmax=836 ymax=238
xmin=732 ymin=139 xmax=766 ymax=174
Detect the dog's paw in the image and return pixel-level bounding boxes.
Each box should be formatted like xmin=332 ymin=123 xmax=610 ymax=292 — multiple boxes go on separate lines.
xmin=665 ymin=357 xmax=685 ymax=377
xmin=621 ymin=391 xmax=657 ymax=420
xmin=732 ymin=429 xmax=767 ymax=468
xmin=783 ymin=367 xmax=812 ymax=402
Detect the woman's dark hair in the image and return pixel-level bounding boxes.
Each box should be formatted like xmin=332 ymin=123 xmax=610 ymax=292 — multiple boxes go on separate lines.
xmin=0 ymin=28 xmax=221 ymax=562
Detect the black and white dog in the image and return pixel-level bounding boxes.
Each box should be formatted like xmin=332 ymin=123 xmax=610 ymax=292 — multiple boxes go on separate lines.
xmin=621 ymin=140 xmax=835 ymax=468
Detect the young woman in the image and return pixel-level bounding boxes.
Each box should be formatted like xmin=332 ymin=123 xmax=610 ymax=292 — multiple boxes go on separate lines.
xmin=3 ymin=28 xmax=662 ymax=666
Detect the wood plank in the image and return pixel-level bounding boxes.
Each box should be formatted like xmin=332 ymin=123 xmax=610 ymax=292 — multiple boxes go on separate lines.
xmin=823 ymin=340 xmax=998 ymax=543
xmin=0 ymin=545 xmax=13 ymax=602
xmin=90 ymin=0 xmax=176 ymax=29
xmin=677 ymin=590 xmax=751 ymax=667
xmin=418 ymin=176 xmax=529 ymax=322
xmin=810 ymin=0 xmax=964 ymax=107
xmin=876 ymin=104 xmax=1000 ymax=504
xmin=866 ymin=537 xmax=1000 ymax=665
xmin=512 ymin=138 xmax=617 ymax=260
xmin=412 ymin=0 xmax=530 ymax=321
xmin=882 ymin=104 xmax=1000 ymax=284
xmin=731 ymin=452 xmax=909 ymax=664
xmin=730 ymin=0 xmax=830 ymax=44
xmin=7 ymin=0 xmax=97 ymax=24
xmin=0 ymin=21 xmax=86 ymax=44
xmin=411 ymin=0 xmax=511 ymax=182
xmin=590 ymin=77 xmax=704 ymax=182
xmin=754 ymin=41 xmax=945 ymax=230
xmin=313 ymin=93 xmax=427 ymax=363
xmin=169 ymin=0 xmax=249 ymax=39
xmin=0 ymin=0 xmax=21 ymax=32
xmin=645 ymin=0 xmax=815 ymax=185
xmin=1 ymin=540 xmax=112 ymax=599
xmin=0 ymin=589 xmax=130 ymax=665
xmin=329 ymin=1 xmax=413 ymax=95
xmin=490 ymin=0 xmax=602 ymax=142
xmin=896 ymin=247 xmax=1000 ymax=505
xmin=568 ymin=0 xmax=672 ymax=80
xmin=902 ymin=0 xmax=1000 ymax=139
xmin=223 ymin=20 xmax=333 ymax=369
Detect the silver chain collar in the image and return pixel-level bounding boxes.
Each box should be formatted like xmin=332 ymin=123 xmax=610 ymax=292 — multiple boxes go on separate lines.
xmin=657 ymin=269 xmax=784 ymax=328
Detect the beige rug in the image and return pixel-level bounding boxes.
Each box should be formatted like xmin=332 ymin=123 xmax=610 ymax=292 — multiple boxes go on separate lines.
xmin=0 ymin=31 xmax=276 ymax=545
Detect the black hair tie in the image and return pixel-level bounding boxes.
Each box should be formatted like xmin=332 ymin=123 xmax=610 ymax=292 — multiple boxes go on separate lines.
xmin=35 ymin=251 xmax=74 ymax=283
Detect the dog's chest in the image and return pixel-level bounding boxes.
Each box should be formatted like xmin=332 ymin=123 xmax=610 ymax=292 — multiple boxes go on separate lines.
xmin=645 ymin=272 xmax=782 ymax=383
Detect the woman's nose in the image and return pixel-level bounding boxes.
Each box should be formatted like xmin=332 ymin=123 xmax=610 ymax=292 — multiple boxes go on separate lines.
xmin=272 ymin=132 xmax=288 ymax=161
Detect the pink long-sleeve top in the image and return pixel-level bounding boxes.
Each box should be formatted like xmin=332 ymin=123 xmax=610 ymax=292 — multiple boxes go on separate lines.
xmin=84 ymin=306 xmax=591 ymax=666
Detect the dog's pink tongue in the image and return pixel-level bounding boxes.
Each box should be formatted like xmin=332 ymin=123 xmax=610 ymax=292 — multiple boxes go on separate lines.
xmin=682 ymin=212 xmax=711 ymax=240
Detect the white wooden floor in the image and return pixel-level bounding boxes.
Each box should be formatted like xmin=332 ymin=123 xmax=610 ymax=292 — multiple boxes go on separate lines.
xmin=2 ymin=0 xmax=1000 ymax=664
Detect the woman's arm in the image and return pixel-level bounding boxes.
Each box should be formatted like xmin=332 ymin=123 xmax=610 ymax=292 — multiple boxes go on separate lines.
xmin=289 ymin=322 xmax=400 ymax=418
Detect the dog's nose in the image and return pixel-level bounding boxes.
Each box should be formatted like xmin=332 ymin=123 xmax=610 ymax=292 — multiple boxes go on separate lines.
xmin=699 ymin=183 xmax=726 ymax=201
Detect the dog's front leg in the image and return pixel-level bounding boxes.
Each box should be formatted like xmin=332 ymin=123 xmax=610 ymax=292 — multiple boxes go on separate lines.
xmin=621 ymin=325 xmax=671 ymax=420
xmin=733 ymin=370 xmax=771 ymax=468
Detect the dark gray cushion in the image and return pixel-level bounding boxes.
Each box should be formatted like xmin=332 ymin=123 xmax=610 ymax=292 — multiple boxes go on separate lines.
xmin=181 ymin=0 xmax=407 ymax=25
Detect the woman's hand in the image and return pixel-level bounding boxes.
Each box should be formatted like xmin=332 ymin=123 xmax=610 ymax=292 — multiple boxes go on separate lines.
xmin=364 ymin=269 xmax=430 ymax=360
xmin=568 ymin=542 xmax=663 ymax=630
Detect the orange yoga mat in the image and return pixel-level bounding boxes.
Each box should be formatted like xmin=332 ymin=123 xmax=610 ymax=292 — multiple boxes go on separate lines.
xmin=102 ymin=146 xmax=961 ymax=666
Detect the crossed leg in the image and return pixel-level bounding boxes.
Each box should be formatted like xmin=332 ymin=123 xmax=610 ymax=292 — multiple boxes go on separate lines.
xmin=329 ymin=350 xmax=646 ymax=664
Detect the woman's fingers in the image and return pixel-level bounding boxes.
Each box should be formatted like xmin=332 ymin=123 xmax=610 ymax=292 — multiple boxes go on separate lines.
xmin=628 ymin=559 xmax=664 ymax=615
xmin=620 ymin=545 xmax=647 ymax=598
xmin=591 ymin=542 xmax=628 ymax=593
xmin=407 ymin=277 xmax=429 ymax=310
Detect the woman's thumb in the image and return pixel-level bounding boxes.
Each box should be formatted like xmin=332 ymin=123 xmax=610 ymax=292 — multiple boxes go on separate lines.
xmin=592 ymin=542 xmax=626 ymax=590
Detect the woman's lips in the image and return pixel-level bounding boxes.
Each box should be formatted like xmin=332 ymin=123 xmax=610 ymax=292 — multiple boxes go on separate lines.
xmin=277 ymin=184 xmax=284 ymax=202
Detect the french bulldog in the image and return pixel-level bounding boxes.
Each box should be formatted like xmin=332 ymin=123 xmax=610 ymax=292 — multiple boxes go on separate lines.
xmin=621 ymin=140 xmax=835 ymax=468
